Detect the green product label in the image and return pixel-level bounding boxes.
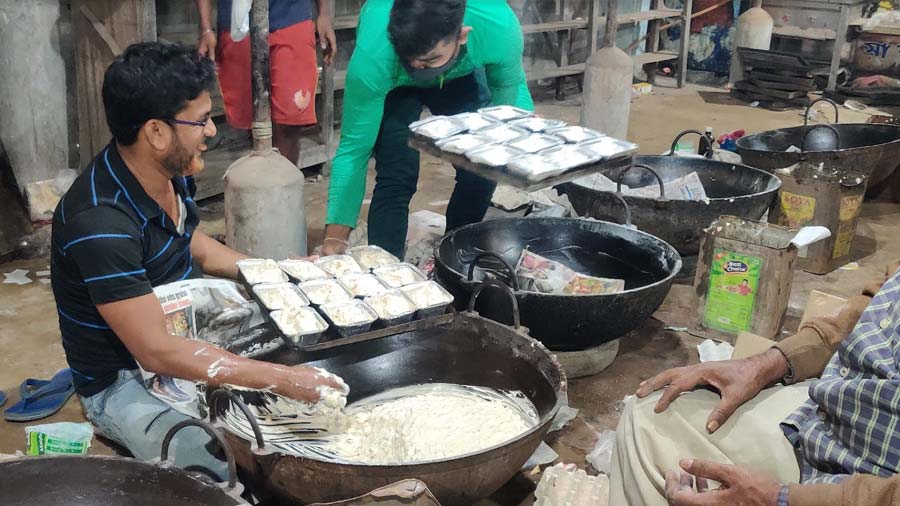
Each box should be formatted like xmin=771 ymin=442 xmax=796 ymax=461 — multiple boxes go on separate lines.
xmin=703 ymin=249 xmax=763 ymax=334
xmin=26 ymin=432 xmax=89 ymax=456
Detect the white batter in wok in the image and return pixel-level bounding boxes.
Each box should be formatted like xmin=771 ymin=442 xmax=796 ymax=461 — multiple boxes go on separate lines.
xmin=223 ymin=383 xmax=539 ymax=465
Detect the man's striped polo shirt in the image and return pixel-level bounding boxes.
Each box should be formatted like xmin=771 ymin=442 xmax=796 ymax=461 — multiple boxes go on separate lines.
xmin=51 ymin=142 xmax=202 ymax=396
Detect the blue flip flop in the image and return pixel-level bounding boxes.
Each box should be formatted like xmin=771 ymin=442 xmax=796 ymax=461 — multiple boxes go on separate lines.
xmin=20 ymin=378 xmax=52 ymax=398
xmin=4 ymin=369 xmax=75 ymax=422
xmin=0 ymin=390 xmax=6 ymax=408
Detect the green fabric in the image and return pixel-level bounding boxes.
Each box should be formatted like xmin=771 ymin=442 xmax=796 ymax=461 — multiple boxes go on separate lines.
xmin=326 ymin=0 xmax=534 ymax=227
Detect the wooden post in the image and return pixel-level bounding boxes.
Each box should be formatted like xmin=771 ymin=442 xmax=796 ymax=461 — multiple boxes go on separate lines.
xmin=586 ymin=0 xmax=600 ymax=56
xmin=604 ymin=0 xmax=618 ymax=49
xmin=645 ymin=0 xmax=661 ymax=84
xmin=678 ymin=0 xmax=693 ymax=88
xmin=828 ymin=5 xmax=851 ymax=91
xmin=320 ymin=0 xmax=337 ymax=176
xmin=250 ymin=0 xmax=273 ymax=152
xmin=73 ymin=0 xmax=156 ymax=166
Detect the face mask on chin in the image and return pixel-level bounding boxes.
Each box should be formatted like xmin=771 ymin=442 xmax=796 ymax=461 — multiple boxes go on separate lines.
xmin=402 ymin=42 xmax=466 ymax=82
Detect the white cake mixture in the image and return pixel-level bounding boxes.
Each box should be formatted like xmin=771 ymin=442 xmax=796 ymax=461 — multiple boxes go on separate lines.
xmin=316 ymin=255 xmax=364 ymax=278
xmin=341 ymin=273 xmax=390 ymax=298
xmin=223 ymin=383 xmax=538 ymax=465
xmin=374 ymin=263 xmax=425 ymax=288
xmin=271 ymin=307 xmax=325 ymax=335
xmin=278 ymin=259 xmax=329 ymax=281
xmin=365 ymin=291 xmax=416 ymax=319
xmin=239 ymin=259 xmax=288 ymax=284
xmin=255 ymin=283 xmax=308 ymax=310
xmin=299 ymin=279 xmax=352 ymax=305
xmin=402 ymin=281 xmax=453 ymax=309
xmin=320 ymin=300 xmax=376 ymax=326
xmin=349 ymin=246 xmax=399 ymax=270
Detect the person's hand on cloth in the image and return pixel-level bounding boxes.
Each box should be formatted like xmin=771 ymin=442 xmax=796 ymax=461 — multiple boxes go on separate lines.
xmin=666 ymin=459 xmax=782 ymax=506
xmin=636 ymin=348 xmax=789 ymax=433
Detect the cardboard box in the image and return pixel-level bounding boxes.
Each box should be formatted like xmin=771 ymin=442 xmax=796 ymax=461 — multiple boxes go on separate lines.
xmin=733 ymin=331 xmax=776 ymax=360
xmin=692 ymin=216 xmax=799 ymax=343
xmin=801 ymin=290 xmax=849 ymax=325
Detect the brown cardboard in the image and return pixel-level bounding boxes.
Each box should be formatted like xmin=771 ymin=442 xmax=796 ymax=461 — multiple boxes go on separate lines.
xmin=800 ymin=290 xmax=849 ymax=325
xmin=769 ymin=163 xmax=867 ymax=275
xmin=692 ymin=216 xmax=799 ymax=343
xmin=733 ymin=331 xmax=776 ymax=360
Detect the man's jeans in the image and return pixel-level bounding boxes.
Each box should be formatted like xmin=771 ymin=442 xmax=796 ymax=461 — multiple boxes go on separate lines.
xmin=80 ymin=369 xmax=227 ymax=480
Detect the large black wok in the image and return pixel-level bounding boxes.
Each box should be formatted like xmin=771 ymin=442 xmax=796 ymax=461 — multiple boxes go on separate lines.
xmin=736 ymin=99 xmax=900 ymax=190
xmin=434 ymin=216 xmax=681 ymax=351
xmin=0 ymin=420 xmax=246 ymax=506
xmin=558 ymin=137 xmax=781 ymax=256
xmin=211 ymin=290 xmax=566 ymax=506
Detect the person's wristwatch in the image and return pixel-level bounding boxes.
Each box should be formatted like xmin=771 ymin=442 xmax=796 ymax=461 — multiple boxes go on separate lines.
xmin=777 ymin=484 xmax=790 ymax=506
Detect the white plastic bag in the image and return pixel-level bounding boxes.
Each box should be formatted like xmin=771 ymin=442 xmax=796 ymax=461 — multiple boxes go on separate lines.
xmin=586 ymin=430 xmax=616 ymax=474
xmin=230 ymin=0 xmax=252 ymax=42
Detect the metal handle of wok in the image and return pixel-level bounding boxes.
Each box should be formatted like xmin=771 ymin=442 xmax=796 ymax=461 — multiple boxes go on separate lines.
xmin=467 ymin=278 xmax=522 ymax=330
xmin=466 ymin=252 xmax=519 ymax=291
xmin=803 ymin=98 xmax=839 ymax=127
xmin=590 ymin=192 xmax=635 ymax=229
xmin=208 ymin=388 xmax=267 ymax=450
xmin=160 ymin=419 xmax=238 ymax=490
xmin=800 ymin=124 xmax=841 ymax=157
xmin=616 ymin=163 xmax=666 ymax=200
xmin=669 ymin=129 xmax=713 ymax=159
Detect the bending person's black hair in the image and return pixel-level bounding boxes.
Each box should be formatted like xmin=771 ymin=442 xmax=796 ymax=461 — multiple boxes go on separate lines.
xmin=388 ymin=0 xmax=466 ymax=62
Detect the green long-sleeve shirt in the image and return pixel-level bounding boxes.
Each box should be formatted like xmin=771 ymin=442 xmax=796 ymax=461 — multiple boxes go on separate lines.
xmin=326 ymin=0 xmax=534 ymax=228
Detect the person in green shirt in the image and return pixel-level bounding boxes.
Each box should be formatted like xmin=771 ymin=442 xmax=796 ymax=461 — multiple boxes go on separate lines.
xmin=321 ymin=0 xmax=534 ymax=258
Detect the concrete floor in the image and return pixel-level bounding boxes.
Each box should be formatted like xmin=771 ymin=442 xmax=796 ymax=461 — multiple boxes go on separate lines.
xmin=2 ymin=81 xmax=898 ymax=498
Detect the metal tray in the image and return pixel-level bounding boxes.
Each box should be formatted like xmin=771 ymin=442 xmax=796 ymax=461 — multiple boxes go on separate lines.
xmin=409 ymin=136 xmax=635 ymax=192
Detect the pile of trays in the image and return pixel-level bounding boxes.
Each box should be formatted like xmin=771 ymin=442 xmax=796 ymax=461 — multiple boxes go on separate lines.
xmin=409 ymin=105 xmax=638 ymax=190
xmin=731 ymin=48 xmax=825 ymax=109
xmin=236 ymin=246 xmax=454 ymax=349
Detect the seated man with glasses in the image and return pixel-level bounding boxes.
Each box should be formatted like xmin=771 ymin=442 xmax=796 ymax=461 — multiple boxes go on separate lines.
xmin=51 ymin=42 xmax=341 ymax=478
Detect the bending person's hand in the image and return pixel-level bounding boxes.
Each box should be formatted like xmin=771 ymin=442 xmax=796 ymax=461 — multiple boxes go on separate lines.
xmin=666 ymin=459 xmax=781 ymax=506
xmin=636 ymin=349 xmax=788 ymax=433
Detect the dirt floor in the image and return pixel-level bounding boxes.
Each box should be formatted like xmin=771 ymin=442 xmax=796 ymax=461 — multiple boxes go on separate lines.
xmin=1 ymin=79 xmax=898 ymax=503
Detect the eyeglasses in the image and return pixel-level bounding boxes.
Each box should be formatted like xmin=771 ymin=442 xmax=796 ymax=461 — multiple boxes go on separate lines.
xmin=163 ymin=117 xmax=210 ymax=128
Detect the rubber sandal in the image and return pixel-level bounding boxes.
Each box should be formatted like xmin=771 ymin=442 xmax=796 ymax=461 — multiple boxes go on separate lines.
xmin=19 ymin=378 xmax=52 ymax=398
xmin=0 ymin=390 xmax=6 ymax=408
xmin=4 ymin=369 xmax=75 ymax=422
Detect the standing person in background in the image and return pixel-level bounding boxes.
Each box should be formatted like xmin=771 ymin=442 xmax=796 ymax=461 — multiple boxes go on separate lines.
xmin=195 ymin=0 xmax=336 ymax=165
xmin=320 ymin=0 xmax=532 ymax=258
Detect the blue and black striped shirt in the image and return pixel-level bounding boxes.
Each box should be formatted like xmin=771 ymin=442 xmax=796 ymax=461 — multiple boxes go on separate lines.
xmin=51 ymin=142 xmax=202 ymax=396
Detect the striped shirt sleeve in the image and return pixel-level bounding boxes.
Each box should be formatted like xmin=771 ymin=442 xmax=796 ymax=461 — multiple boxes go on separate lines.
xmin=61 ymin=208 xmax=152 ymax=304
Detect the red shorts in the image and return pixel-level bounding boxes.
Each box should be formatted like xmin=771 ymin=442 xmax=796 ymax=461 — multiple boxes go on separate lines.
xmin=216 ymin=20 xmax=318 ymax=129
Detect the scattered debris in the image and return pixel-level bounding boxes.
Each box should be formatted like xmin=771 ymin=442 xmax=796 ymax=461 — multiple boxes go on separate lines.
xmin=585 ymin=430 xmax=616 ymax=474
xmin=697 ymin=339 xmax=735 ymax=362
xmin=3 ymin=269 xmax=32 ymax=285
